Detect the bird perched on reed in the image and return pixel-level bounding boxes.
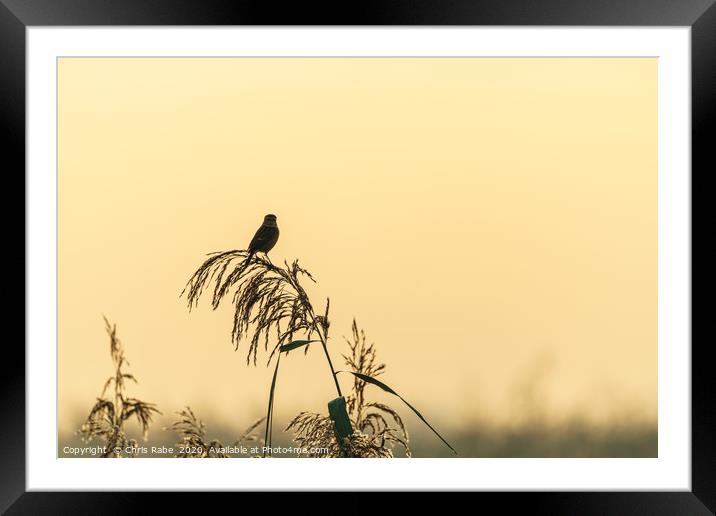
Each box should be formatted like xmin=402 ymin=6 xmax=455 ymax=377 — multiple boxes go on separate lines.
xmin=246 ymin=214 xmax=279 ymax=265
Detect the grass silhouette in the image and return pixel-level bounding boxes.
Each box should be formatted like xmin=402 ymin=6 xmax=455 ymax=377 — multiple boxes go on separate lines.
xmin=182 ymin=248 xmax=454 ymax=457
xmin=77 ymin=317 xmax=161 ymax=457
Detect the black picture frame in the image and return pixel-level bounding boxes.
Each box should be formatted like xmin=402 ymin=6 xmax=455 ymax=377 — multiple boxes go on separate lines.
xmin=3 ymin=1 xmax=712 ymax=513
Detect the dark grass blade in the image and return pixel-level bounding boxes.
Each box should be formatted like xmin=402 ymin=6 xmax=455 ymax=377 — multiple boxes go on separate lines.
xmin=328 ymin=396 xmax=353 ymax=458
xmin=280 ymin=339 xmax=318 ymax=353
xmin=328 ymin=397 xmax=353 ymax=441
xmin=264 ymin=353 xmax=281 ymax=457
xmin=336 ymin=370 xmax=457 ymax=455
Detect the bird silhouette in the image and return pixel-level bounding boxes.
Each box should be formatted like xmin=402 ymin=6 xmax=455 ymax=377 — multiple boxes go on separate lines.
xmin=246 ymin=214 xmax=279 ymax=265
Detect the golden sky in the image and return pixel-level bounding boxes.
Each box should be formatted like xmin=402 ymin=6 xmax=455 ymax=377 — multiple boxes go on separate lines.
xmin=58 ymin=57 xmax=657 ymax=437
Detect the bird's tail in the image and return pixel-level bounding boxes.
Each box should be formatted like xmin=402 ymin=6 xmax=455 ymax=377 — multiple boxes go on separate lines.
xmin=238 ymin=251 xmax=255 ymax=275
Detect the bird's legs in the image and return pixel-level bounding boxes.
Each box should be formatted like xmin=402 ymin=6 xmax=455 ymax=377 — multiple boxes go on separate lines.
xmin=264 ymin=253 xmax=274 ymax=266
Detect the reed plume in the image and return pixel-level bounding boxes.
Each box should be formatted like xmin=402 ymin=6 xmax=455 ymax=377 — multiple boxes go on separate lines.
xmin=168 ymin=406 xmax=264 ymax=458
xmin=182 ymin=242 xmax=453 ymax=457
xmin=181 ymin=250 xmax=327 ymax=368
xmin=286 ymin=320 xmax=411 ymax=458
xmin=78 ymin=317 xmax=161 ymax=457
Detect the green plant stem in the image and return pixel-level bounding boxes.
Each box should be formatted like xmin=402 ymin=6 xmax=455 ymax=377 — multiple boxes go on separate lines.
xmin=311 ymin=317 xmax=342 ymax=398
xmin=321 ymin=338 xmax=343 ymax=398
xmin=263 ymin=351 xmax=282 ymax=458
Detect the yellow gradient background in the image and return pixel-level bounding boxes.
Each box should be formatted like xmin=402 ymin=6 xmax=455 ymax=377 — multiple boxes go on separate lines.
xmin=58 ymin=58 xmax=656 ymax=445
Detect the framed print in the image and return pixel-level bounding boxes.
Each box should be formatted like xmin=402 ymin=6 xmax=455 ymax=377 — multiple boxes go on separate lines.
xmin=4 ymin=0 xmax=713 ymax=513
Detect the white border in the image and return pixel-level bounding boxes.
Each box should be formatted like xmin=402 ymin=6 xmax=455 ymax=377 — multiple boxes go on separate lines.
xmin=27 ymin=27 xmax=691 ymax=491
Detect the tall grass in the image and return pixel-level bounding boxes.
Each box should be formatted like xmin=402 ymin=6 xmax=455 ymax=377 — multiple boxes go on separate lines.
xmin=286 ymin=320 xmax=410 ymax=457
xmin=77 ymin=317 xmax=161 ymax=457
xmin=167 ymin=407 xmax=264 ymax=458
xmin=182 ymin=249 xmax=455 ymax=457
